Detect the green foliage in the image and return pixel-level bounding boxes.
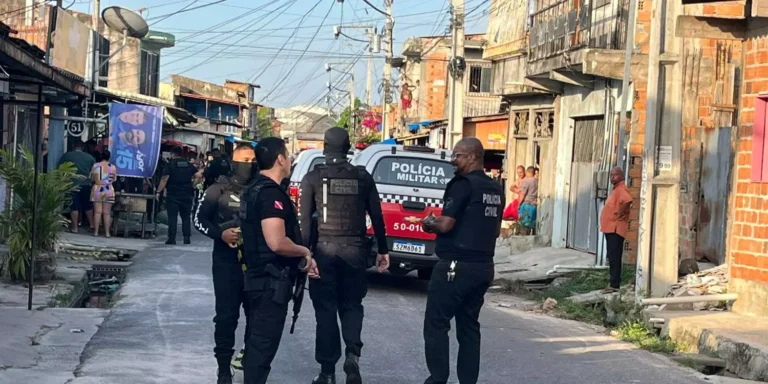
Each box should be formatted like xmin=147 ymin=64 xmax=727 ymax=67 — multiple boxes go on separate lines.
xmin=616 ymin=321 xmax=678 ymax=353
xmin=253 ymin=108 xmax=274 ymax=140
xmin=357 ymin=130 xmax=381 ymax=145
xmin=0 ymin=147 xmax=79 ymax=280
xmin=535 ymin=268 xmax=635 ymax=302
xmin=336 ymin=98 xmax=363 ymax=130
xmin=554 ymin=300 xmax=605 ymax=325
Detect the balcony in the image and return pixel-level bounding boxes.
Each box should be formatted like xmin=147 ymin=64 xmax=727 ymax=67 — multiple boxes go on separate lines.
xmin=527 ymin=0 xmax=635 ymax=77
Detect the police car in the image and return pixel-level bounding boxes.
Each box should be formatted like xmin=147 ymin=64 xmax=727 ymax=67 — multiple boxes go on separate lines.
xmin=354 ymin=145 xmax=453 ymax=279
xmin=288 ymin=149 xmax=355 ymax=206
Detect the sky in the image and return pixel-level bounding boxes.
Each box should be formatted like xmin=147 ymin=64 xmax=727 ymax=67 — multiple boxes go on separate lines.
xmin=70 ymin=0 xmax=490 ymax=110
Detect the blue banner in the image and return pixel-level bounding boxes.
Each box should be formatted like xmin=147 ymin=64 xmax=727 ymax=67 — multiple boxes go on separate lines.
xmin=108 ymin=103 xmax=163 ymax=178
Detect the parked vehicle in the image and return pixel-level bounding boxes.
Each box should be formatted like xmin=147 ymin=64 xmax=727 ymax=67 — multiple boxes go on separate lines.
xmin=353 ymin=145 xmax=454 ymax=279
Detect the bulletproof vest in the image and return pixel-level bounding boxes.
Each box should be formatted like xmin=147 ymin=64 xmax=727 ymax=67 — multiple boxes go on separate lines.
xmin=437 ymin=172 xmax=504 ymax=257
xmin=239 ymin=176 xmax=301 ymax=274
xmin=314 ymin=162 xmax=368 ymax=238
xmin=167 ymin=158 xmax=194 ymax=194
xmin=214 ymin=177 xmax=244 ymax=228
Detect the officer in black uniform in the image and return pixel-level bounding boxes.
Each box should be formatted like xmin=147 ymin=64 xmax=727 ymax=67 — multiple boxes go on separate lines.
xmin=157 ymin=146 xmax=201 ymax=245
xmin=421 ymin=137 xmax=504 ymax=384
xmin=239 ymin=137 xmax=319 ymax=384
xmin=205 ymin=148 xmax=231 ymax=189
xmin=194 ymin=143 xmax=259 ymax=384
xmin=299 ymin=127 xmax=389 ymax=384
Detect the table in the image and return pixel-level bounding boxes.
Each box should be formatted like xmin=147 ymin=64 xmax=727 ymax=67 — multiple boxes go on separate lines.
xmin=112 ymin=192 xmax=157 ymax=238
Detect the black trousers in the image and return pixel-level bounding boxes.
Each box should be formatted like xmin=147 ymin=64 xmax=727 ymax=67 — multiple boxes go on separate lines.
xmin=243 ymin=287 xmax=290 ymax=384
xmin=605 ymin=232 xmax=625 ymax=289
xmin=212 ymin=253 xmax=250 ymax=369
xmin=309 ymin=242 xmax=368 ymax=374
xmin=166 ymin=195 xmax=192 ymax=240
xmin=424 ymin=260 xmax=494 ymax=384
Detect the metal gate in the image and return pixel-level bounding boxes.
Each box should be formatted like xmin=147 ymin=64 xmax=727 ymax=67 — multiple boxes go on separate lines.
xmin=567 ymin=117 xmax=606 ymax=253
xmin=695 ymin=127 xmax=732 ymax=264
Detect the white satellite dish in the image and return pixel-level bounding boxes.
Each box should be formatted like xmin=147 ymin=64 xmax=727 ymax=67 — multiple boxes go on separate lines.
xmin=101 ymin=7 xmax=149 ymax=39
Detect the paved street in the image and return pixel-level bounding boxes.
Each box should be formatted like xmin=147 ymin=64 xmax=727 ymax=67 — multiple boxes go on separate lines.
xmin=70 ymin=233 xmax=706 ymax=384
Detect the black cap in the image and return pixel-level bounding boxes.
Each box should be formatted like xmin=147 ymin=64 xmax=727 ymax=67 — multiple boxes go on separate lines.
xmin=323 ymin=127 xmax=351 ymax=162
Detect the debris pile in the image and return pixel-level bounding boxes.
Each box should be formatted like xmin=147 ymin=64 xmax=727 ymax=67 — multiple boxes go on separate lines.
xmin=663 ymin=265 xmax=728 ymax=311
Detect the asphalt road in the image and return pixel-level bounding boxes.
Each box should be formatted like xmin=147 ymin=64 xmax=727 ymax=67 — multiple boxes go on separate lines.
xmin=70 ymin=233 xmax=707 ymax=384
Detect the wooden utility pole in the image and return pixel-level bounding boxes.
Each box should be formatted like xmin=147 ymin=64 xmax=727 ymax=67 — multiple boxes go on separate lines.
xmin=350 ymin=74 xmax=356 ymax=133
xmin=636 ymin=0 xmax=683 ymax=298
xmin=366 ymin=54 xmax=373 ymax=107
xmin=447 ymin=0 xmax=465 ymax=149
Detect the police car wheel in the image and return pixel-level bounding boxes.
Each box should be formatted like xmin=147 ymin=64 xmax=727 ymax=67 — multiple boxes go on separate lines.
xmin=417 ymin=268 xmax=433 ymax=281
xmin=387 ymin=264 xmax=410 ymax=277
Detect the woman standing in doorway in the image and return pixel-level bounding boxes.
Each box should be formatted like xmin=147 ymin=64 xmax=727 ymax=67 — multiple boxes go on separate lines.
xmin=90 ymin=150 xmax=117 ymax=237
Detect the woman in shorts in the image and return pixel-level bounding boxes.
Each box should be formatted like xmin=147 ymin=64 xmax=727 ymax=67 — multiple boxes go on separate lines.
xmin=90 ymin=150 xmax=117 ymax=237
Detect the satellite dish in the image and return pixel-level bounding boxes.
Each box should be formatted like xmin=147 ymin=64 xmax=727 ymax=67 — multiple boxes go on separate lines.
xmin=101 ymin=7 xmax=149 ymax=39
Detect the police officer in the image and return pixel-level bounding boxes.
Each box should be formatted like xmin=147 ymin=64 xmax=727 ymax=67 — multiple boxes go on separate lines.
xmin=156 ymin=146 xmax=201 ymax=245
xmin=421 ymin=137 xmax=504 ymax=384
xmin=205 ymin=148 xmax=231 ymax=189
xmin=194 ymin=143 xmax=258 ymax=384
xmin=239 ymin=137 xmax=319 ymax=384
xmin=299 ymin=127 xmax=389 ymax=384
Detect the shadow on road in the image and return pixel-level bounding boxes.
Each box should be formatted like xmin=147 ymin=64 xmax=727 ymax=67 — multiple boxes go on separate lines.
xmin=366 ymin=270 xmax=429 ymax=295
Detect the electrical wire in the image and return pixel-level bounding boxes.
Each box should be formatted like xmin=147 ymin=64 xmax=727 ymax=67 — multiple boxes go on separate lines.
xmin=257 ymin=0 xmax=336 ymax=104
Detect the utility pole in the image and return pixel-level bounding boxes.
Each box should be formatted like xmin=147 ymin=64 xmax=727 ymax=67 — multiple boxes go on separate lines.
xmin=350 ymin=74 xmax=356 ymax=134
xmin=92 ymin=0 xmax=101 ymax=87
xmin=447 ymin=0 xmax=465 ymax=149
xmin=616 ymin=0 xmax=638 ymax=172
xmin=366 ymin=54 xmax=373 ymax=107
xmin=635 ymin=0 xmax=683 ymax=299
xmin=381 ymin=0 xmax=393 ymax=140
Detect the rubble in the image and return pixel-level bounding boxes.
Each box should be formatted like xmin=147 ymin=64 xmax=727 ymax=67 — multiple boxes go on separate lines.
xmin=542 ymin=298 xmax=558 ymax=311
xmin=664 ymin=264 xmax=728 ymax=311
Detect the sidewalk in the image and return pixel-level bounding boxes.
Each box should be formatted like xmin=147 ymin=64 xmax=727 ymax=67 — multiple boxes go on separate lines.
xmin=493 ymin=243 xmax=595 ymax=282
xmin=0 ymin=232 xmax=156 ymax=383
xmin=649 ymin=310 xmax=768 ymax=381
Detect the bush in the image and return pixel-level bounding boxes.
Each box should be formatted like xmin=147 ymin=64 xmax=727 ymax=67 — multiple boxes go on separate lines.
xmin=0 ymin=147 xmax=79 ymax=281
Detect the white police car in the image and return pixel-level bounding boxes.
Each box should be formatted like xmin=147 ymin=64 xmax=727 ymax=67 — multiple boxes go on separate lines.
xmin=353 ymin=145 xmax=453 ymax=279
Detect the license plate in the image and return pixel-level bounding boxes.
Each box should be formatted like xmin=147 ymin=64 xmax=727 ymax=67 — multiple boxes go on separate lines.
xmin=393 ymin=241 xmax=426 ymax=254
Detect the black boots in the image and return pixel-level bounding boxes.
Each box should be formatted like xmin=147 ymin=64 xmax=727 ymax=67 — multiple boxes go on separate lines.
xmin=343 ymin=353 xmax=362 ymax=384
xmin=165 ymin=238 xmax=176 ymax=245
xmin=312 ymin=372 xmax=336 ymax=384
xmin=183 ymin=236 xmax=191 ymax=244
xmin=216 ymin=368 xmax=233 ymax=384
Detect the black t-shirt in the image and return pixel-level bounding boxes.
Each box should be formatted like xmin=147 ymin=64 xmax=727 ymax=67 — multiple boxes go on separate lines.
xmin=243 ymin=176 xmax=301 ymax=279
xmin=435 ymin=175 xmax=490 ymax=262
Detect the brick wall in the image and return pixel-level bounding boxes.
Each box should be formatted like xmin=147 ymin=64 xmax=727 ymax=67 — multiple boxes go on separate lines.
xmin=729 ymin=31 xmax=768 ymax=317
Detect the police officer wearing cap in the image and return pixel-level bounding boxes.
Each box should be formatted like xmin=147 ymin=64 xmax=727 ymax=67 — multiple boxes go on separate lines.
xmin=299 ymin=127 xmax=389 ymax=384
xmin=239 ymin=137 xmax=319 ymax=384
xmin=421 ymin=137 xmax=504 ymax=384
xmin=157 ymin=146 xmax=202 ymax=245
xmin=193 ymin=143 xmax=258 ymax=383
xmin=205 ymin=148 xmax=231 ymax=189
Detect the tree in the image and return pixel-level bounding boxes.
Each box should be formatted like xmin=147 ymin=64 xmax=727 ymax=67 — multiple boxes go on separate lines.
xmin=336 ymin=97 xmax=363 ymax=131
xmin=254 ymin=107 xmax=274 ymax=140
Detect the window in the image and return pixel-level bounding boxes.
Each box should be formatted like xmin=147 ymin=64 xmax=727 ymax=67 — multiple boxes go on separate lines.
xmin=139 ymin=50 xmax=160 ymax=97
xmin=97 ymin=35 xmax=110 ymax=87
xmin=309 ymin=157 xmax=325 ymax=171
xmin=752 ymin=96 xmax=768 ymax=182
xmin=249 ymin=87 xmax=258 ymax=104
xmin=372 ymin=156 xmax=454 ymax=190
xmin=468 ymin=66 xmax=492 ymax=94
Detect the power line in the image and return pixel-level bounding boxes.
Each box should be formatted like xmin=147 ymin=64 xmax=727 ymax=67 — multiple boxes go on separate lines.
xmin=257 ymin=0 xmax=336 ymax=104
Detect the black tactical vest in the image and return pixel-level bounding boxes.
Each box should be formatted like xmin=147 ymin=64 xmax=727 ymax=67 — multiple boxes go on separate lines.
xmin=239 ymin=176 xmax=301 ymax=275
xmin=314 ymin=163 xmax=368 ymax=238
xmin=214 ymin=177 xmax=244 ymax=228
xmin=436 ymin=172 xmax=504 ymax=258
xmin=167 ymin=158 xmax=194 ymax=195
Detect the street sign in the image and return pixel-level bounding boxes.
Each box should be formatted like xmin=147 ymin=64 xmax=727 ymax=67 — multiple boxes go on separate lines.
xmin=66 ymin=121 xmax=85 ymax=137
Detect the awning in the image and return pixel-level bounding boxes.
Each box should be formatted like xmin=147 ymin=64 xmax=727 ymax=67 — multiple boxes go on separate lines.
xmin=0 ymin=37 xmax=89 ymax=97
xmin=226 ymin=135 xmax=257 ymax=146
xmin=95 ymin=86 xmax=197 ymax=126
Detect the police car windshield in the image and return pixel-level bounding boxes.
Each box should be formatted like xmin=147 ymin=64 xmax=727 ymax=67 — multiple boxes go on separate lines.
xmin=372 ymin=157 xmax=454 ymax=190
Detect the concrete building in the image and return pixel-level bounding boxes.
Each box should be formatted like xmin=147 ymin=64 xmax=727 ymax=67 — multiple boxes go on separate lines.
xmin=274 ymin=105 xmax=335 ymax=154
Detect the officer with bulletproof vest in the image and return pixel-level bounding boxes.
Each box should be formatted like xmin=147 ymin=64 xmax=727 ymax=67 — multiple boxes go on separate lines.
xmin=299 ymin=127 xmax=389 ymax=384
xmin=157 ymin=146 xmax=202 ymax=245
xmin=239 ymin=137 xmax=319 ymax=384
xmin=193 ymin=143 xmax=259 ymax=384
xmin=421 ymin=137 xmax=504 ymax=384
xmin=205 ymin=148 xmax=231 ymax=189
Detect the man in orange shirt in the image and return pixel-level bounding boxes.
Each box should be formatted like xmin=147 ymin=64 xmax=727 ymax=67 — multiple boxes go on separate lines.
xmin=600 ymin=166 xmax=633 ymax=294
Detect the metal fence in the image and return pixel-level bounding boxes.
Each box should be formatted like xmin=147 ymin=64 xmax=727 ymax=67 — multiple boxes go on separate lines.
xmin=528 ymin=0 xmax=631 ymax=63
